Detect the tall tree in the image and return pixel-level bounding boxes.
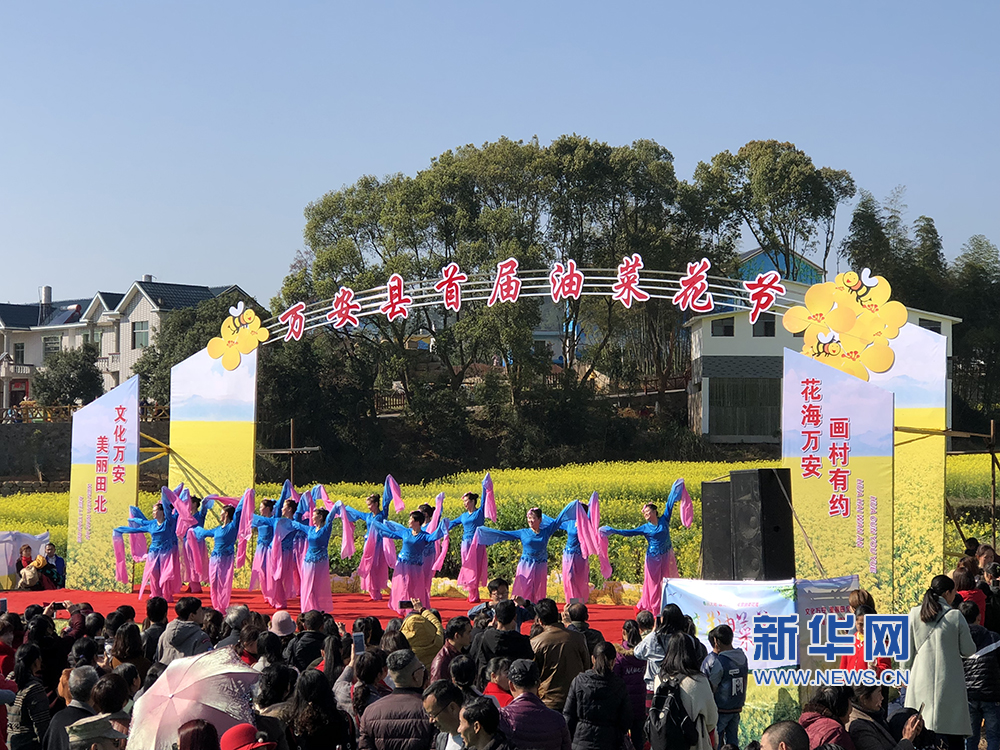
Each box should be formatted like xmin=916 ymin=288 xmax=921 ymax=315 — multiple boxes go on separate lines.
xmin=950 ymin=235 xmax=1000 ymax=417
xmin=33 ymin=343 xmax=104 ymax=406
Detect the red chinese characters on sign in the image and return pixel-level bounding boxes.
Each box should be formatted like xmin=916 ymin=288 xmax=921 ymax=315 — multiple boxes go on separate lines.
xmin=327 ymin=287 xmax=363 ymax=329
xmin=96 ymin=436 xmax=109 ymax=455
xmin=800 ymin=378 xmax=823 ymax=480
xmin=829 ymin=468 xmax=851 ymax=493
xmin=672 ymin=258 xmax=715 ymax=313
xmin=110 ymin=405 xmax=127 ymax=490
xmin=96 ymin=476 xmax=107 ymax=493
xmin=488 ymin=258 xmax=522 ymax=307
xmin=829 ymin=418 xmax=850 ymax=440
xmin=549 ymin=260 xmax=585 ymax=303
xmin=279 ymin=302 xmax=307 ymax=341
xmin=829 ymin=493 xmax=850 ymax=518
xmin=743 ymin=271 xmax=787 ymax=324
xmin=801 ymin=455 xmax=823 ymax=479
xmin=826 ymin=416 xmax=851 ymax=517
xmin=112 ymin=465 xmax=126 ymax=484
xmin=380 ymin=275 xmax=413 ymax=321
xmin=611 ymin=254 xmax=650 ymax=308
xmin=829 ymin=442 xmax=850 ymax=467
xmin=94 ymin=495 xmax=107 ymax=514
xmin=435 ymin=263 xmax=468 ymax=312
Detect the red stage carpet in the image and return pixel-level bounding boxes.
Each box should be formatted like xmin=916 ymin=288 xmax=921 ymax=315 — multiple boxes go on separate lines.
xmin=1 ymin=588 xmax=640 ymax=636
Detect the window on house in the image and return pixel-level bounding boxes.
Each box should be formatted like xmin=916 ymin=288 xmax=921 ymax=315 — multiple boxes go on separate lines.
xmin=753 ymin=313 xmax=776 ymax=337
xmin=43 ymin=336 xmax=61 ymax=362
xmin=13 ymin=343 xmax=24 ymax=364
xmin=711 ymin=317 xmax=734 ymax=337
xmin=918 ymin=318 xmax=942 ymax=335
xmin=131 ymin=321 xmax=149 ymax=349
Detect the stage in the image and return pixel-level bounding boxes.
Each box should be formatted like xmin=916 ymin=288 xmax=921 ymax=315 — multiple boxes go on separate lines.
xmin=0 ymin=587 xmax=639 ymax=636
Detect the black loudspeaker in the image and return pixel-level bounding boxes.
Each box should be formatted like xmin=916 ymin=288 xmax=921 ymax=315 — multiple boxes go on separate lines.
xmin=701 ymin=480 xmax=734 ymax=580
xmin=730 ymin=468 xmax=795 ymax=580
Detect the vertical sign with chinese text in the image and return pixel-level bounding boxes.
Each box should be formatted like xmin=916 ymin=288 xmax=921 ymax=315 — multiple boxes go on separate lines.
xmin=67 ymin=375 xmax=139 ymax=591
xmin=782 ymin=350 xmax=895 ymax=608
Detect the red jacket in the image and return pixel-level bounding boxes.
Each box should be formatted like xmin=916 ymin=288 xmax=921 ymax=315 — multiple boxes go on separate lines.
xmin=799 ymin=710 xmax=855 ymax=750
xmin=485 ymin=681 xmax=513 ymax=707
xmin=838 ymin=634 xmax=891 ymax=673
xmin=959 ymin=589 xmax=987 ymax=625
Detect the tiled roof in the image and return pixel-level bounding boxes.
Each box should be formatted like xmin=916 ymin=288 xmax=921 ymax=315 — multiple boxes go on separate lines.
xmin=98 ymin=292 xmax=124 ymax=310
xmin=0 ymin=303 xmax=42 ymax=329
xmin=134 ymin=281 xmax=234 ymax=310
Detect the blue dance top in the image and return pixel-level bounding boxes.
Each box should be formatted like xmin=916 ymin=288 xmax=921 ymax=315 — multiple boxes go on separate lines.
xmin=114 ymin=491 xmax=179 ymax=554
xmin=371 ymin=519 xmax=448 ymax=566
xmin=190 ymin=498 xmax=245 ymax=558
xmin=457 ymin=501 xmax=487 ymax=543
xmin=602 ymin=514 xmax=672 ymax=557
xmin=287 ymin=509 xmax=336 ymax=563
xmin=252 ymin=514 xmax=275 ymax=548
xmin=476 ymin=501 xmax=578 ymax=563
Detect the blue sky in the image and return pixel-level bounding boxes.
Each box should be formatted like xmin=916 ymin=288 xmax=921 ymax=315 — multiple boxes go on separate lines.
xmin=2 ymin=2 xmax=996 ymax=307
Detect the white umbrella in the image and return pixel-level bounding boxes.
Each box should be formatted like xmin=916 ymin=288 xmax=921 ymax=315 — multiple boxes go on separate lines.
xmin=127 ymin=648 xmax=259 ymax=750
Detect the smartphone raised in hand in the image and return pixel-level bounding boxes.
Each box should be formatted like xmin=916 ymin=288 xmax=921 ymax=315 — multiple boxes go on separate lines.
xmin=399 ymin=600 xmax=413 ymax=610
xmin=353 ymin=632 xmax=366 ymax=656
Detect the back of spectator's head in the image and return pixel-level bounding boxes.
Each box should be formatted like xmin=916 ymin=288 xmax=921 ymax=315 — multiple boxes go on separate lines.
xmin=70 ymin=637 xmax=99 ymax=668
xmin=84 ymin=612 xmax=105 ymax=639
xmin=473 ymin=608 xmax=493 ymax=631
xmin=68 ymin=665 xmax=100 ymax=704
xmin=960 ymin=600 xmax=981 ymax=624
xmin=355 ymin=648 xmax=388 ymax=685
xmin=26 ymin=615 xmax=53 ymax=643
xmin=386 ymin=617 xmax=403 ymax=633
xmin=507 ymin=659 xmax=540 ymax=690
xmin=636 ymin=610 xmax=655 ymax=632
xmin=953 ymin=567 xmax=975 ymax=591
xmin=258 ymin=664 xmax=298 ymax=709
xmin=449 ymin=655 xmax=477 ymax=688
xmin=301 ymin=610 xmax=324 ymax=632
xmin=67 ymin=714 xmax=128 ymax=750
xmin=658 ymin=603 xmax=686 ymax=634
xmin=661 ymin=631 xmax=699 ymax=677
xmin=142 ymin=662 xmax=166 ymax=694
xmin=113 ymin=662 xmax=140 ymax=695
xmin=146 ymin=596 xmax=168 ymax=624
xmin=13 ymin=643 xmax=41 ymax=689
xmin=256 ymin=631 xmax=283 ymax=665
xmin=848 ymin=588 xmax=876 ymax=612
xmin=494 ymin=600 xmax=517 ymax=627
xmin=237 ymin=623 xmax=264 ymax=655
xmin=0 ymin=615 xmax=15 ymax=642
xmin=535 ymin=599 xmax=559 ymax=626
xmin=224 ymin=604 xmax=251 ymax=630
xmin=461 ymin=696 xmax=501 ymax=737
xmin=807 ymin=685 xmax=852 ymax=719
xmin=202 ymin=608 xmax=224 ymax=644
xmin=592 ymin=641 xmax=616 ymax=675
xmin=446 ymin=616 xmax=471 ymax=642
xmin=91 ymin=673 xmax=129 ymax=714
xmin=115 ymin=605 xmax=136 ymax=623
xmin=177 ymin=718 xmax=220 ymax=750
xmin=965 ymin=537 xmax=982 ymax=557
xmin=386 ymin=649 xmax=423 ymax=686
xmin=566 ymin=603 xmax=588 ymax=622
xmin=987 ymin=562 xmax=1000 ymax=583
xmin=761 ymin=721 xmax=810 ymax=750
xmin=381 ymin=630 xmax=410 ymax=653
xmin=708 ymin=624 xmax=734 ymax=649
xmin=111 ymin=622 xmax=143 ymax=663
xmin=622 ymin=619 xmax=641 ymax=648
xmin=175 ymin=596 xmax=203 ymax=621
xmin=24 ymin=604 xmax=43 ymax=622
xmin=103 ymin=610 xmax=125 ymax=640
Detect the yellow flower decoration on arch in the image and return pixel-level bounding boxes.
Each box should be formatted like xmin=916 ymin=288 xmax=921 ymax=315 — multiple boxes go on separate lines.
xmin=783 ymin=268 xmax=906 ymax=382
xmin=207 ymin=306 xmax=270 ymax=371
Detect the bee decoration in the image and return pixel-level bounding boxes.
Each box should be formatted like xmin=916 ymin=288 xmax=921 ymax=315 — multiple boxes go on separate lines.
xmin=814 ymin=330 xmax=842 ymax=358
xmin=841 ymin=268 xmax=879 ymax=304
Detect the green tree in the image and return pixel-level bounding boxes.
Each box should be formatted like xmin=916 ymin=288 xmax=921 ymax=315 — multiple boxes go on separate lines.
xmin=950 ymin=235 xmax=1000 ymax=416
xmin=33 ymin=343 xmax=104 ymax=406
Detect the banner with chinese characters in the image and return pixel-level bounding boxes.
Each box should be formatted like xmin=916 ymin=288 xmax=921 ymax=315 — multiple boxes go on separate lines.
xmin=782 ymin=350 xmax=895 ymax=607
xmin=662 ymin=578 xmax=800 ymax=743
xmin=869 ymin=324 xmax=947 ymax=611
xmin=795 ymin=575 xmax=859 ymax=675
xmin=168 ymin=347 xmax=256 ymax=498
xmin=66 ymin=375 xmax=139 ymax=591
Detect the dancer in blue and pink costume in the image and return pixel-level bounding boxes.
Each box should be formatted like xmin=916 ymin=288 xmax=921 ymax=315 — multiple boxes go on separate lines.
xmin=188 ymin=495 xmax=248 ymax=612
xmin=555 ymin=495 xmax=602 ymax=605
xmin=474 ymin=500 xmax=579 ymax=604
xmin=250 ymin=498 xmax=278 ymax=606
xmin=455 ymin=473 xmax=497 ymax=603
xmin=267 ymin=497 xmax=302 ymax=609
xmin=370 ymin=509 xmax=450 ymax=613
xmin=284 ymin=503 xmax=336 ymax=613
xmin=599 ymin=478 xmax=693 ymax=615
xmin=334 ymin=476 xmax=403 ymax=602
xmin=113 ymin=488 xmax=182 ymax=601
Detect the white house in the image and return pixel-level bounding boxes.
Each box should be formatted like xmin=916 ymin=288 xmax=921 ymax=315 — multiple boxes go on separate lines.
xmin=0 ymin=277 xmax=248 ymax=408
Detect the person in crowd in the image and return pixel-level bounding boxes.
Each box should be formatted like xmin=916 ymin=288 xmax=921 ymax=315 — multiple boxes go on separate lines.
xmin=430 ymin=617 xmax=472 ymax=684
xmin=284 ymin=506 xmax=337 ymax=615
xmin=202 ymin=608 xmax=224 ymax=645
xmin=458 ymin=697 xmax=516 ymax=750
xmin=42 ymin=666 xmax=98 ymax=750
xmin=283 ymin=669 xmax=355 ymax=750
xmin=111 ymin=663 xmax=139 ymax=713
xmin=188 ymin=497 xmax=246 ymax=612
xmin=468 ymin=579 xmax=534 ymax=630
xmin=380 ymin=631 xmax=410 ymax=656
xmin=455 ymin=488 xmax=496 ymax=604
xmin=799 ymin=686 xmax=855 ymax=750
xmin=370 ymin=511 xmax=450 ymax=614
xmin=958 ymin=600 xmax=1000 ymax=750
xmin=483 ymin=658 xmax=512 ymax=708
xmin=701 ymin=624 xmax=748 ymax=747
xmin=966 ymin=538 xmax=983 ymax=559
xmin=351 ymin=650 xmax=390 ymax=724
xmin=215 ymin=605 xmax=251 ymax=651
xmin=82 ymin=613 xmax=103 ymax=645
xmin=1 ymin=617 xmax=17 ymax=677
xmin=140 ymin=597 xmax=168 ymax=664
xmin=358 ymin=649 xmax=435 ymax=750
xmin=234 ymin=625 xmax=263 ymax=668
xmin=449 ymin=656 xmax=485 ymax=705
xmin=470 ymin=601 xmax=532 ymax=688
xmin=254 ymin=664 xmax=295 ymax=750
xmin=564 ymin=604 xmax=604 ymax=658
xmin=9 ymin=643 xmax=51 ymax=750
xmin=954 ymin=568 xmax=986 ymax=626
xmin=64 ymin=714 xmax=127 ymax=750
xmin=635 ymin=603 xmax=687 ymax=698
xmin=636 ymin=610 xmax=654 ymax=639
xmin=269 ymin=611 xmax=296 ymax=644
xmin=400 ymin=604 xmax=444 ymax=670
xmin=980 ymin=562 xmax=1000 ymax=637
xmin=333 ymin=492 xmax=397 ymax=604
xmin=761 ymin=721 xmax=811 ymax=750
xmin=978 ymin=545 xmax=997 ymax=574
xmin=599 ymin=481 xmax=691 ymax=616
xmin=500 ymin=659 xmax=570 ymax=750
xmin=318 ymin=633 xmax=348 ymax=685
xmin=562 ymin=641 xmax=631 ymax=750
xmin=42 ymin=545 xmax=65 ymax=590
xmin=133 ymin=663 xmax=165 ymax=702
xmin=849 ymin=589 xmax=876 ymax=612
xmin=89 ymin=674 xmax=130 ymax=738
xmin=656 ymin=631 xmax=716 ymax=750
xmin=839 ymin=606 xmax=891 ymax=677
xmin=283 ymin=611 xmax=326 ymax=672
xmin=221 ymin=723 xmax=281 ymax=750
xmin=529 ymin=599 xmax=591 ymax=712
xmin=156 ymin=597 xmax=212 ymax=665
xmin=15 ymin=545 xmax=44 ymax=592
xmin=847 ymin=683 xmax=922 ymax=750
xmin=108 ymin=623 xmax=150 ymax=683
xmin=68 ymin=640 xmax=101 ymax=678
xmin=176 ymin=718 xmax=220 ymax=750
xmin=474 ymin=504 xmax=579 ymax=605
xmin=613 ymin=620 xmax=646 ymax=750
xmin=902 ymin=574 xmax=976 ymax=750
xmin=422 ymin=680 xmax=464 ymax=750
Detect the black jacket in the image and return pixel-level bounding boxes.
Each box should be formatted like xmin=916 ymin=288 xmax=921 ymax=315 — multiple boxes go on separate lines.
xmin=471 ymin=628 xmax=534 ymax=685
xmin=283 ymin=631 xmax=326 ymax=672
xmin=42 ymin=701 xmax=95 ymax=750
xmin=562 ymin=670 xmax=632 ymax=750
xmin=964 ymin=623 xmax=1000 ymax=701
xmin=567 ymin=623 xmax=606 ymax=658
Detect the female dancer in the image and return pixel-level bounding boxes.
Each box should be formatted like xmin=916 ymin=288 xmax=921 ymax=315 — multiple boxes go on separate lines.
xmin=474 ymin=500 xmax=579 ymax=604
xmin=113 ymin=488 xmax=182 ymax=601
xmin=370 ymin=509 xmax=449 ymax=612
xmin=250 ymin=498 xmax=278 ymax=605
xmin=178 ymin=494 xmax=213 ymax=594
xmin=267 ymin=497 xmax=302 ymax=608
xmin=599 ymin=478 xmax=693 ymax=615
xmin=556 ymin=496 xmax=600 ymax=605
xmin=455 ymin=473 xmax=498 ymax=603
xmin=188 ymin=495 xmax=248 ymax=612
xmin=285 ymin=505 xmax=336 ymax=613
xmin=334 ymin=486 xmax=397 ymax=602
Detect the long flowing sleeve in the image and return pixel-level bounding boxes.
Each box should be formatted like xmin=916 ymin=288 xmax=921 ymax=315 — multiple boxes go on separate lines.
xmin=370 ymin=519 xmax=407 ymax=541
xmin=474 ymin=527 xmax=521 ymax=547
xmin=189 ymin=526 xmax=213 ymax=542
xmin=601 ymin=524 xmax=649 ymax=539
xmin=482 ymin=472 xmax=497 ymax=522
xmin=383 ymin=474 xmax=405 ymax=514
xmin=665 ymin=478 xmax=694 ymax=528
